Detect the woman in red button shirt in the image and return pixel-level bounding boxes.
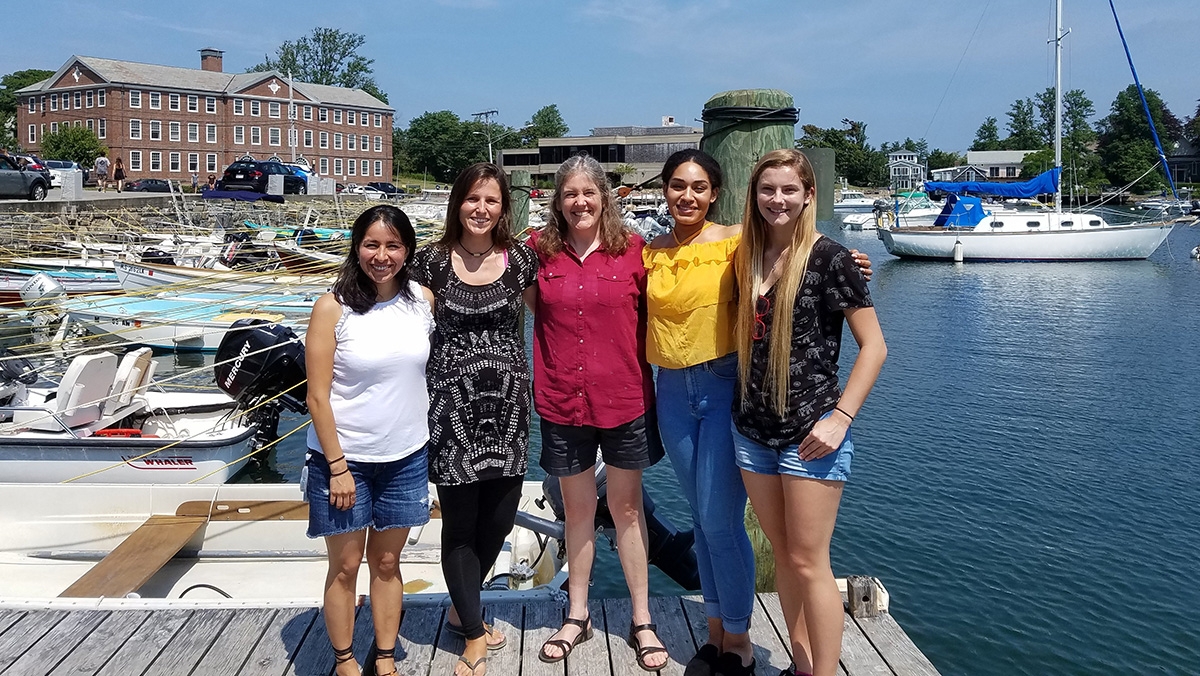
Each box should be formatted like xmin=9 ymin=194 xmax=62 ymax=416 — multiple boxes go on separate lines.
xmin=528 ymin=154 xmax=668 ymax=672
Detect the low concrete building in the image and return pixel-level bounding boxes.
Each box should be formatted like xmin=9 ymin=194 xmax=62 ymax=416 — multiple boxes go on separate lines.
xmin=498 ymin=122 xmax=701 ymax=184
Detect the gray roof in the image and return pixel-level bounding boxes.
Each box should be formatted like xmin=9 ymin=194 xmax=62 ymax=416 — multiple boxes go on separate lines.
xmin=16 ymin=55 xmax=391 ymax=111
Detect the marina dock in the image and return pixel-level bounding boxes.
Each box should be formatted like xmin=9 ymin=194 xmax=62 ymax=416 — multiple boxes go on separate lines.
xmin=0 ymin=592 xmax=939 ymax=675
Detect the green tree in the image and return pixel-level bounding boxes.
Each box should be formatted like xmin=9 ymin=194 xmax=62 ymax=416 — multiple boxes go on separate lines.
xmin=797 ymin=119 xmax=888 ymax=187
xmin=1184 ymin=100 xmax=1200 ymax=148
xmin=1 ymin=69 xmax=54 ymax=150
xmin=406 ymin=111 xmax=486 ymax=182
xmin=520 ymin=104 xmax=569 ymax=148
xmin=392 ymin=127 xmax=414 ymax=176
xmin=927 ymin=148 xmax=966 ymax=171
xmin=250 ymin=28 xmax=388 ymax=103
xmin=1033 ymin=87 xmax=1056 ymax=147
xmin=879 ymin=137 xmax=929 ymax=162
xmin=970 ymin=117 xmax=1002 ymax=151
xmin=39 ymin=126 xmax=107 ymax=165
xmin=1003 ymin=98 xmax=1043 ymax=150
xmin=1097 ymin=84 xmax=1183 ymax=192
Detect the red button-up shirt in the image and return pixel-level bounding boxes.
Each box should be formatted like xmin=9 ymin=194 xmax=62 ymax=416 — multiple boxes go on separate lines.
xmin=528 ymin=231 xmax=656 ymax=428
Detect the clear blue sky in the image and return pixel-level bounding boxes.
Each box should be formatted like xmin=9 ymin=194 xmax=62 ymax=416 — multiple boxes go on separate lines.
xmin=13 ymin=0 xmax=1199 ymax=152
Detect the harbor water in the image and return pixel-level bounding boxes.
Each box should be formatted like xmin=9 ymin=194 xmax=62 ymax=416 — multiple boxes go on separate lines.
xmin=190 ymin=219 xmax=1198 ymax=676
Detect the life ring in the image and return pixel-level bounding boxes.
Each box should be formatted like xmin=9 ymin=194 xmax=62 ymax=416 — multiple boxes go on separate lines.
xmin=94 ymin=428 xmax=157 ymax=438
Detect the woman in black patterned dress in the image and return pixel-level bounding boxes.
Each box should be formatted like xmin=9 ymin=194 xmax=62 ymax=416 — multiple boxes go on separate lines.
xmin=410 ymin=162 xmax=537 ymax=676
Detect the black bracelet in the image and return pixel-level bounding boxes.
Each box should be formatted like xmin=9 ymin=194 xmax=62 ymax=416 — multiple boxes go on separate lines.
xmin=330 ymin=468 xmax=350 ymax=478
xmin=834 ymin=406 xmax=855 ymax=422
xmin=327 ymin=456 xmax=347 ymax=466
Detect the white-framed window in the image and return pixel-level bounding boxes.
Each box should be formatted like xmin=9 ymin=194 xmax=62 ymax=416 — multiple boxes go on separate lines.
xmin=169 ymin=121 xmax=180 ymax=142
xmin=149 ymin=120 xmax=161 ymax=141
xmin=269 ymin=101 xmax=281 ymax=118
xmin=169 ymin=152 xmax=180 ymax=172
xmin=234 ymin=126 xmax=245 ymax=144
xmin=149 ymin=92 xmax=160 ymax=109
xmin=73 ymin=120 xmax=81 ymax=128
xmin=374 ymin=160 xmax=382 ymax=177
xmin=348 ymin=159 xmax=356 ymax=176
xmin=361 ymin=135 xmax=369 ymax=151
xmin=60 ymin=93 xmax=69 ymax=110
xmin=361 ymin=159 xmax=369 ymax=176
xmin=347 ymin=134 xmax=356 ymax=151
xmin=188 ymin=123 xmax=199 ymax=143
xmin=288 ymin=103 xmax=296 ymax=120
xmin=250 ymin=100 xmax=260 ymax=116
xmin=361 ymin=113 xmax=369 ymax=127
xmin=85 ymin=90 xmax=94 ymax=108
xmin=347 ymin=111 xmax=356 ymax=125
xmin=269 ymin=128 xmax=281 ymax=146
xmin=129 ymin=90 xmax=141 ymax=108
xmin=334 ymin=133 xmax=342 ymax=150
xmin=50 ymin=95 xmax=57 ymax=112
xmin=318 ymin=107 xmax=328 ymax=122
xmin=319 ymin=131 xmax=328 ymax=149
xmin=334 ymin=158 xmax=342 ymax=175
xmin=207 ymin=154 xmax=217 ymax=172
xmin=374 ymin=113 xmax=382 ymax=127
xmin=39 ymin=96 xmax=45 ymax=112
xmin=130 ymin=151 xmax=142 ymax=171
xmin=73 ymin=91 xmax=82 ymax=109
xmin=27 ymin=98 xmax=34 ymax=113
xmin=206 ymin=97 xmax=216 ymax=114
xmin=250 ymin=127 xmax=261 ymax=145
xmin=304 ymin=129 xmax=313 ymax=147
xmin=169 ymin=93 xmax=180 ymax=111
xmin=288 ymin=128 xmax=297 ymax=149
xmin=129 ymin=119 xmax=142 ymax=140
xmin=150 ymin=151 xmax=162 ymax=172
xmin=50 ymin=122 xmax=59 ymax=133
xmin=97 ymin=89 xmax=106 ymax=107
xmin=27 ymin=125 xmax=35 ymax=144
xmin=188 ymin=153 xmax=199 ymax=173
xmin=86 ymin=119 xmax=94 ymax=132
xmin=333 ymin=109 xmax=342 ymax=124
xmin=206 ymin=124 xmax=217 ymax=143
xmin=233 ymin=98 xmax=243 ymax=115
xmin=97 ymin=119 xmax=105 ymax=139
xmin=372 ymin=135 xmax=380 ymax=152
xmin=187 ymin=95 xmax=198 ymax=113
xmin=320 ymin=157 xmax=328 ymax=174
xmin=303 ymin=105 xmax=312 ymax=121
xmin=40 ymin=123 xmax=45 ymax=138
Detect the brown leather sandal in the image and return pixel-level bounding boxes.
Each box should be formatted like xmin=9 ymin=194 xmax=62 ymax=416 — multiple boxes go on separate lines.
xmin=627 ymin=622 xmax=669 ymax=672
xmin=538 ymin=615 xmax=593 ymax=663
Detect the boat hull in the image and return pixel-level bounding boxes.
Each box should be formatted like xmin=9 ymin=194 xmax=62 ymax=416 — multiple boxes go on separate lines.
xmin=878 ymin=222 xmax=1173 ymax=260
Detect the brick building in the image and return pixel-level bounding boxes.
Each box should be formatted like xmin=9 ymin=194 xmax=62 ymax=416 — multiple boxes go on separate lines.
xmin=16 ymin=49 xmax=393 ymax=184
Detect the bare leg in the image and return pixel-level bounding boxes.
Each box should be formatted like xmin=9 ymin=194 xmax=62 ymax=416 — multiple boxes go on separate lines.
xmin=324 ymin=529 xmax=368 ymax=676
xmin=366 ymin=526 xmax=411 ymax=676
xmin=540 ymin=469 xmax=598 ymax=660
xmin=781 ymin=476 xmax=844 ymax=676
xmin=607 ymin=466 xmax=666 ymax=669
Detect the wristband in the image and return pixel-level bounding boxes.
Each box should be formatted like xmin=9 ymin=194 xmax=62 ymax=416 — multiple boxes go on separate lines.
xmin=834 ymin=406 xmax=855 ymax=422
xmin=331 ymin=468 xmax=350 ymax=478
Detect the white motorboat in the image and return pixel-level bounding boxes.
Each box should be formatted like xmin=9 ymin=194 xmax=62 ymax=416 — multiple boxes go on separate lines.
xmin=843 ymin=192 xmax=943 ymax=231
xmin=115 ymin=260 xmax=331 ymax=295
xmin=833 ymin=189 xmax=877 ymax=214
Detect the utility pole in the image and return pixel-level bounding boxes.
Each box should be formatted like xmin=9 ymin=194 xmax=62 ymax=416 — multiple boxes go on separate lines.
xmin=472 ymin=110 xmax=499 ymax=163
xmin=288 ymin=72 xmax=297 ymax=163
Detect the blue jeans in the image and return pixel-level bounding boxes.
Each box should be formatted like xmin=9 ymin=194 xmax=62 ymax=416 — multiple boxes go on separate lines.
xmin=656 ymin=352 xmax=755 ymax=634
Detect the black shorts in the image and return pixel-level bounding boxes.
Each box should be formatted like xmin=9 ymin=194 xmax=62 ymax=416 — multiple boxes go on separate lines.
xmin=538 ymin=412 xmax=664 ymax=477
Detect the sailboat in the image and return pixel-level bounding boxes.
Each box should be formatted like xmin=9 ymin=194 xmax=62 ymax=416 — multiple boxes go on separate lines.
xmin=878 ymin=0 xmax=1182 ymax=261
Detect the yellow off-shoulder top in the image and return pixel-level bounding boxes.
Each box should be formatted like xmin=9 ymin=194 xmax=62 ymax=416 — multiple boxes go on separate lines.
xmin=642 ymin=225 xmax=741 ymax=369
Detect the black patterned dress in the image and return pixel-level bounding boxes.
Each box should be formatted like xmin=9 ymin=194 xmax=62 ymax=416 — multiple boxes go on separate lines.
xmin=410 ymin=243 xmax=538 ymax=485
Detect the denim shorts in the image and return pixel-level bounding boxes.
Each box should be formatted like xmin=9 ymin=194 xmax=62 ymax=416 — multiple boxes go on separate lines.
xmin=732 ymin=411 xmax=854 ymax=481
xmin=305 ymin=448 xmax=432 ymax=538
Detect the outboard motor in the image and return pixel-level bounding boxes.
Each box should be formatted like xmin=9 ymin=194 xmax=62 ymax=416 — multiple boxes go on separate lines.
xmin=292 ymin=228 xmax=318 ymax=248
xmin=19 ymin=272 xmax=65 ymax=308
xmin=541 ymin=465 xmax=701 ymax=591
xmin=214 ymin=318 xmax=307 ymax=414
xmin=0 ymin=349 xmax=37 ymax=410
xmin=141 ymin=248 xmax=176 ymax=266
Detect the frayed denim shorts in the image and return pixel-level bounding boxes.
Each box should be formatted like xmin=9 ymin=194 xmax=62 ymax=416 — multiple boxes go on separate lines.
xmin=732 ymin=411 xmax=854 ymax=482
xmin=305 ymin=448 xmax=432 ymax=538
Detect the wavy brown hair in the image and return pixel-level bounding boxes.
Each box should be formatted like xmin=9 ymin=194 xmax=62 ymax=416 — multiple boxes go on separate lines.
xmin=535 ymin=154 xmax=629 ymax=258
xmin=332 ymin=205 xmax=418 ymax=314
xmin=734 ymin=149 xmax=819 ymax=417
xmin=435 ymin=162 xmax=516 ymax=251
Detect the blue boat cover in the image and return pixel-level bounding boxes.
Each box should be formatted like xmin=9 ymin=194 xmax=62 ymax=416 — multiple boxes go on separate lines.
xmin=925 ymin=167 xmax=1059 ymax=198
xmin=202 ymin=190 xmax=285 ymax=204
xmin=933 ymin=194 xmax=988 ymax=228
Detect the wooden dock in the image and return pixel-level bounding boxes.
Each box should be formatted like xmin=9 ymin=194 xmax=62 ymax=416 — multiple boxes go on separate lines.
xmin=0 ymin=593 xmax=940 ymax=675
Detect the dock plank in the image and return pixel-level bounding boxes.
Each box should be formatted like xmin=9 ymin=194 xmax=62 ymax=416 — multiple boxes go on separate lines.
xmin=565 ymin=598 xmax=609 ymax=676
xmin=485 ymin=602 xmax=526 ymax=676
xmin=679 ymin=595 xmax=709 ymax=649
xmin=94 ymin=609 xmax=192 ymax=676
xmin=193 ymin=607 xmax=277 ymax=675
xmin=839 ymin=613 xmax=893 ymax=676
xmin=853 ymin=614 xmax=941 ymax=676
xmin=0 ymin=611 xmax=23 ymax=637
xmin=523 ymin=596 xmax=566 ymax=676
xmin=751 ymin=592 xmax=795 ymax=674
xmin=427 ymin=604 xmax=465 ymax=676
xmin=647 ymin=595 xmax=689 ymax=675
xmin=237 ymin=607 xmax=318 ymax=676
xmin=142 ymin=608 xmax=234 ymax=676
xmin=48 ymin=610 xmax=151 ymax=676
xmin=4 ymin=609 xmax=107 ymax=676
xmin=0 ymin=610 xmax=66 ymax=673
xmin=394 ymin=605 xmax=440 ymax=676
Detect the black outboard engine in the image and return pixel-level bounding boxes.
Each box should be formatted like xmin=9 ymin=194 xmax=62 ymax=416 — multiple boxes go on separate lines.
xmin=0 ymin=349 xmax=37 ymax=410
xmin=541 ymin=465 xmax=701 ymax=591
xmin=292 ymin=227 xmax=318 ymax=248
xmin=141 ymin=248 xmax=175 ymax=266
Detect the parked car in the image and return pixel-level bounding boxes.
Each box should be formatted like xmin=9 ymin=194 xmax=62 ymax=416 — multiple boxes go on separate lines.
xmin=219 ymin=161 xmax=307 ymax=194
xmin=0 ymin=155 xmax=51 ymax=200
xmin=366 ymin=182 xmax=402 ymax=198
xmin=124 ymin=178 xmax=172 ymax=192
xmin=44 ymin=160 xmax=87 ymax=189
xmin=12 ymin=155 xmax=52 ymax=183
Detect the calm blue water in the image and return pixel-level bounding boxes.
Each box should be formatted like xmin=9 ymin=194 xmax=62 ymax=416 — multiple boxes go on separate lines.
xmin=208 ymin=220 xmax=1200 ymax=676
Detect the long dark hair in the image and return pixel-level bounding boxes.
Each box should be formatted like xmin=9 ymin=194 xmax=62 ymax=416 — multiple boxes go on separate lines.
xmin=536 ymin=154 xmax=629 ymax=258
xmin=435 ymin=162 xmax=515 ymax=250
xmin=660 ymin=148 xmax=724 ymax=195
xmin=332 ymin=205 xmax=418 ymax=314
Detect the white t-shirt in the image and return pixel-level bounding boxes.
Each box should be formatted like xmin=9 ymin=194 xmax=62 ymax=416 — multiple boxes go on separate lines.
xmin=306 ymin=281 xmax=434 ymax=462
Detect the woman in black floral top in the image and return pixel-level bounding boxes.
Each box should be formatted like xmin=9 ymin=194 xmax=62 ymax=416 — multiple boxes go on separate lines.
xmin=410 ymin=162 xmax=537 ymax=676
xmin=731 ymin=150 xmax=886 ymax=676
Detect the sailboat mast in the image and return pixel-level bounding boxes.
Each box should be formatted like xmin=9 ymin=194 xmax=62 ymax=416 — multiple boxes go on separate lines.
xmin=1054 ymin=0 xmax=1063 ymax=213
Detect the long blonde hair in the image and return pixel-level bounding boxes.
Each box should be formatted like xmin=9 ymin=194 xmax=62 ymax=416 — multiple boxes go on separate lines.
xmin=734 ymin=149 xmax=819 ymax=416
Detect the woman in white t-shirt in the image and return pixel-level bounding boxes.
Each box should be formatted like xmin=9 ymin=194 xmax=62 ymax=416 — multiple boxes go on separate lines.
xmin=305 ymin=204 xmax=436 ymax=676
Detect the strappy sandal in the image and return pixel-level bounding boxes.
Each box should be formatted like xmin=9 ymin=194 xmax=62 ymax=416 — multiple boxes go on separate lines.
xmin=538 ymin=615 xmax=593 ymax=663
xmin=627 ymin=622 xmax=669 ymax=672
xmin=332 ymin=645 xmax=356 ymax=674
xmin=457 ymin=654 xmax=487 ymax=675
xmin=444 ymin=620 xmax=507 ymax=651
xmin=372 ymin=646 xmax=397 ymax=676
